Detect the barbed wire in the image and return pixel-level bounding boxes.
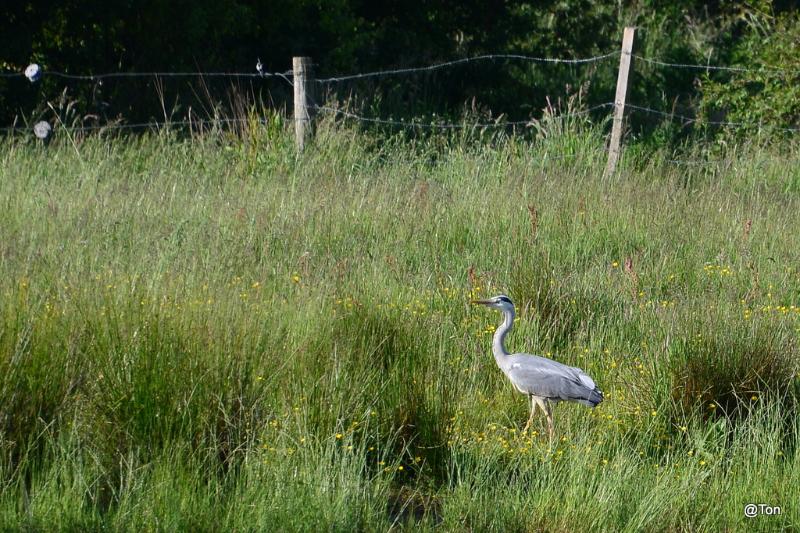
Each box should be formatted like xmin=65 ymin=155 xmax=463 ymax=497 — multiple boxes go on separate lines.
xmin=312 ymin=102 xmax=614 ymax=129
xmin=0 ymin=116 xmax=262 ymax=134
xmin=4 ymin=49 xmax=800 ymax=141
xmin=663 ymin=156 xmax=782 ymax=169
xmin=661 ymin=156 xmax=743 ymax=167
xmin=665 ymin=158 xmax=719 ymax=166
xmin=0 ymin=69 xmax=294 ymax=81
xmin=625 ymin=103 xmax=800 ymax=132
xmin=0 ymin=114 xmax=781 ymax=171
xmin=0 ymin=51 xmax=616 ymax=84
xmin=4 ymin=104 xmax=797 ymax=138
xmin=630 ymin=53 xmax=790 ymax=76
xmin=625 ymin=103 xmax=741 ymax=126
xmin=315 ymin=52 xmax=617 ymax=83
xmin=2 ymin=50 xmax=796 ymax=85
xmin=529 ymin=147 xmax=609 ymax=162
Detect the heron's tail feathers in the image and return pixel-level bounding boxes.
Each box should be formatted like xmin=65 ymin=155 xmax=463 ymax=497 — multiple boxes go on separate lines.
xmin=577 ymin=387 xmax=604 ymax=407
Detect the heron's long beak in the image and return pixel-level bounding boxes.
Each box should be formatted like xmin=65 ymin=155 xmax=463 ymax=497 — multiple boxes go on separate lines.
xmin=471 ymin=299 xmax=493 ymax=305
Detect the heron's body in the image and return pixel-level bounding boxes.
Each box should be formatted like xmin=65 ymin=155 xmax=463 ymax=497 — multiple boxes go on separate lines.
xmin=502 ymin=354 xmax=603 ymax=407
xmin=473 ymin=294 xmax=603 ymax=438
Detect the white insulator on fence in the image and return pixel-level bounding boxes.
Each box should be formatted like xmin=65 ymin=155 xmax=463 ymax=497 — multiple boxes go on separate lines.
xmin=33 ymin=121 xmax=52 ymax=140
xmin=25 ymin=63 xmax=42 ymax=82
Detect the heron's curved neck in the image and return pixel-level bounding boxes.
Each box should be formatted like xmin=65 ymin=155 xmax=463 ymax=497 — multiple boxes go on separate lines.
xmin=492 ymin=308 xmax=514 ymax=362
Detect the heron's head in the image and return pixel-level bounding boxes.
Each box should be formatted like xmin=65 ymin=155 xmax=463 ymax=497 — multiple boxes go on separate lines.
xmin=471 ymin=294 xmax=514 ymax=312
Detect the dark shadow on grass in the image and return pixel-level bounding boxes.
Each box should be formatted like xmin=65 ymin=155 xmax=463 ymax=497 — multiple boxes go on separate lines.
xmin=509 ymin=252 xmax=623 ymax=351
xmin=332 ymin=305 xmax=455 ymax=491
xmin=386 ymin=486 xmax=443 ymax=527
xmin=669 ymin=329 xmax=798 ymax=430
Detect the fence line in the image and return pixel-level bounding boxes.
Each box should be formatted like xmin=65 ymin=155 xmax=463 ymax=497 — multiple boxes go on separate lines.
xmin=630 ymin=53 xmax=790 ymax=75
xmin=315 ymin=52 xmax=617 ymax=83
xmin=0 ymin=116 xmax=266 ymax=134
xmin=664 ymin=156 xmax=782 ymax=168
xmin=3 ymin=50 xmax=789 ymax=84
xmin=625 ymin=103 xmax=800 ymax=132
xmin=666 ymin=158 xmax=727 ymax=167
xmin=0 ymin=116 xmax=772 ymax=170
xmin=312 ymin=102 xmax=613 ymax=129
xmin=0 ymin=103 xmax=612 ymax=134
xmin=0 ymin=115 xmax=610 ymax=163
xmin=0 ymin=51 xmax=616 ymax=84
xmin=0 ymin=69 xmax=294 ymax=81
xmin=4 ymin=34 xmax=800 ymax=164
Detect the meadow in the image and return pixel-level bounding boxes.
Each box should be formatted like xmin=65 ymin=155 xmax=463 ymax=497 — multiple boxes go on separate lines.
xmin=1 ymin=116 xmax=799 ymax=531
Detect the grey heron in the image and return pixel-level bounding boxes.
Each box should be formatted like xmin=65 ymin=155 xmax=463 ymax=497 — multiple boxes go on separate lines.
xmin=472 ymin=294 xmax=603 ymax=439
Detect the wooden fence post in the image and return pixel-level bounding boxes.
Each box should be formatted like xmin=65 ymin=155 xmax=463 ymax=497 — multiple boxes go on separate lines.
xmin=604 ymin=27 xmax=635 ymax=178
xmin=293 ymin=56 xmax=314 ymax=152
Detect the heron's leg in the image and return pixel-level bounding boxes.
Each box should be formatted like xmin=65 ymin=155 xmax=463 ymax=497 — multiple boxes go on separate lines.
xmin=543 ymin=401 xmax=554 ymax=442
xmin=522 ymin=395 xmax=537 ymax=433
xmin=530 ymin=397 xmax=549 ymax=437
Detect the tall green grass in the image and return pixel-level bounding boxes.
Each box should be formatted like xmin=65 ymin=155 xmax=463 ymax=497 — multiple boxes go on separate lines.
xmin=1 ymin=119 xmax=799 ymax=531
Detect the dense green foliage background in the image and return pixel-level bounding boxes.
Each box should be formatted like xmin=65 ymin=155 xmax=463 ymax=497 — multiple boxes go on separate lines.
xmin=1 ymin=0 xmax=799 ymax=142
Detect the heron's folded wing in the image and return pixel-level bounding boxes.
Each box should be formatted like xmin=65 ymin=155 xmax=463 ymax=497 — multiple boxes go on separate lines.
xmin=507 ymin=364 xmax=595 ymax=402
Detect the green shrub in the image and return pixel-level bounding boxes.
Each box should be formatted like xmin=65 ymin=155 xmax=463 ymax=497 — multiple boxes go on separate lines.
xmin=700 ymin=13 xmax=800 ymax=143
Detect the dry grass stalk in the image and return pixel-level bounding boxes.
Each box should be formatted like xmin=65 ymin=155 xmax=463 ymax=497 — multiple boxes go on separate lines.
xmin=527 ymin=204 xmax=538 ymax=241
xmin=468 ymin=265 xmax=479 ymax=289
xmin=415 ymin=181 xmax=430 ymax=207
xmin=741 ymin=218 xmax=760 ymax=303
xmin=624 ymin=256 xmax=639 ymax=300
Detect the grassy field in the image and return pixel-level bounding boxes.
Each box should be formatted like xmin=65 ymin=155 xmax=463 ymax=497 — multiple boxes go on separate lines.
xmin=1 ymin=118 xmax=799 ymax=531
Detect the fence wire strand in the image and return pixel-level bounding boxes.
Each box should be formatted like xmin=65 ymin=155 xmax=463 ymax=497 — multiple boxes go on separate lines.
xmin=625 ymin=103 xmax=800 ymax=132
xmin=315 ymin=52 xmax=617 ymax=83
xmin=0 ymin=70 xmax=294 ymax=81
xmin=0 ymin=116 xmax=263 ymax=134
xmin=4 ymin=49 xmax=800 ymax=139
xmin=313 ymin=102 xmax=614 ymax=129
xmin=664 ymin=156 xmax=781 ymax=168
xmin=0 ymin=113 xmax=777 ymax=171
xmin=1 ymin=50 xmax=793 ymax=83
xmin=630 ymin=53 xmax=791 ymax=76
xmin=0 ymin=51 xmax=617 ymax=84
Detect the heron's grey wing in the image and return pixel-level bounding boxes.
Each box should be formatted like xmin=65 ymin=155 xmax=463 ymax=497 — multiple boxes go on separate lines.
xmin=506 ymin=357 xmax=603 ymax=406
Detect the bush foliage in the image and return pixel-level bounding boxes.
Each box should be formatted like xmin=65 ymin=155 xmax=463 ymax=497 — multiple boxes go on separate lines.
xmin=2 ymin=0 xmax=799 ymax=144
xmin=700 ymin=12 xmax=800 ymax=142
